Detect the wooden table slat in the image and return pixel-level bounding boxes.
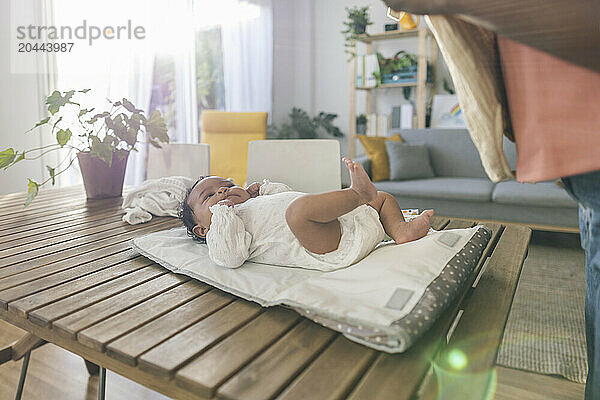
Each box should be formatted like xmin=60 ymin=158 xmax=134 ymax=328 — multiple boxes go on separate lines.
xmin=0 ymin=215 xmax=132 ymax=258
xmin=50 ymin=273 xmax=188 ymax=338
xmin=138 ymin=300 xmax=262 ymax=377
xmin=0 ymin=242 xmax=132 ymax=289
xmin=422 ymin=225 xmax=531 ymax=399
xmin=0 ymin=190 xmax=132 ymax=229
xmin=26 ymin=266 xmax=167 ymax=328
xmin=0 ymin=193 xmax=124 ymax=223
xmin=77 ymin=280 xmax=210 ymax=352
xmin=1 ymin=253 xmax=150 ymax=312
xmin=444 ymin=219 xmax=477 ymax=229
xmin=106 ymin=290 xmax=236 ymax=366
xmin=175 ymin=307 xmax=301 ymax=398
xmin=0 ymin=218 xmax=176 ymax=268
xmin=346 ymin=222 xmax=505 ymax=400
xmin=275 ymin=335 xmax=377 ymax=400
xmin=430 ymin=216 xmax=450 ymax=231
xmin=0 ymin=185 xmax=133 ymax=214
xmin=0 ymin=193 xmax=91 ymax=219
xmin=0 ymin=218 xmax=177 ymax=276
xmin=217 ymin=320 xmax=336 ymax=400
xmin=0 ymin=202 xmax=125 ymax=238
xmin=0 ymin=184 xmax=84 ymax=207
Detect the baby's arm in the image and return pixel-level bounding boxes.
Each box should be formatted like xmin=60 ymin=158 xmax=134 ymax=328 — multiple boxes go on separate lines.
xmin=259 ymin=179 xmax=293 ymax=195
xmin=205 ymin=204 xmax=252 ymax=268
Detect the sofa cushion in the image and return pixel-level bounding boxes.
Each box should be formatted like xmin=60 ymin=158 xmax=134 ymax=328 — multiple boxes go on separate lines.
xmin=357 ymin=134 xmax=403 ymax=182
xmin=386 ymin=142 xmax=435 ymax=181
xmin=492 ymin=180 xmax=577 ymax=208
xmin=375 ymin=177 xmax=494 ymax=202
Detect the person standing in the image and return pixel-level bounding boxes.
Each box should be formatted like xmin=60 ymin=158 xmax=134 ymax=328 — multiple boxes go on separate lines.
xmin=383 ymin=0 xmax=600 ymax=397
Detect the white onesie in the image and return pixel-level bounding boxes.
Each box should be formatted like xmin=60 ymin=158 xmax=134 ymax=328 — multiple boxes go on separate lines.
xmin=205 ymin=180 xmax=386 ymax=271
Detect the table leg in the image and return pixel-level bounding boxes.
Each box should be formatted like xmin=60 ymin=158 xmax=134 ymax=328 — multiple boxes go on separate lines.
xmin=84 ymin=359 xmax=100 ymax=375
xmin=98 ymin=366 xmax=106 ymax=400
xmin=14 ymin=351 xmax=31 ymax=400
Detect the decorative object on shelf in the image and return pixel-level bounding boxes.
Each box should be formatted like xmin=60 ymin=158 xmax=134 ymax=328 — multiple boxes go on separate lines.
xmin=365 ymin=113 xmax=391 ymax=137
xmin=341 ymin=6 xmax=373 ymax=59
xmin=391 ymin=106 xmax=402 ymax=129
xmin=385 ymin=23 xmax=398 ymax=32
xmin=356 ymin=54 xmax=379 ymax=88
xmin=401 ymin=104 xmax=414 ymax=129
xmin=356 ymin=114 xmax=367 ymax=134
xmin=269 ymin=107 xmax=343 ymax=139
xmin=0 ymin=89 xmax=169 ymax=204
xmin=374 ymin=51 xmax=431 ymax=85
xmin=443 ymin=77 xmax=456 ymax=95
xmin=431 ymin=94 xmax=466 ymax=129
xmin=386 ymin=8 xmax=420 ymax=30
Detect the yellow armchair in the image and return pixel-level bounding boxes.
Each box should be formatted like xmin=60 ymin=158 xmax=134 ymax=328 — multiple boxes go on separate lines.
xmin=200 ymin=110 xmax=267 ymax=185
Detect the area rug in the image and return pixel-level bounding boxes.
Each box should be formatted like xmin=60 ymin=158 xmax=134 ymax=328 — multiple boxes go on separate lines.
xmin=496 ymin=231 xmax=588 ymax=383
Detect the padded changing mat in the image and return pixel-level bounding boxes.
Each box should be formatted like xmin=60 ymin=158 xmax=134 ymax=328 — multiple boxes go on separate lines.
xmin=131 ymin=225 xmax=491 ymax=353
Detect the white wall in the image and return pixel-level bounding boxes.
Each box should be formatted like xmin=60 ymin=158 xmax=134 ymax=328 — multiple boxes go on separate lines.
xmin=0 ymin=1 xmax=47 ymax=196
xmin=273 ymin=0 xmax=452 ymax=157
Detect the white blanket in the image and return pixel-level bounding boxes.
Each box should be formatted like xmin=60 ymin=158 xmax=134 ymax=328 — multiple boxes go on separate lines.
xmin=131 ymin=224 xmax=490 ymax=352
xmin=122 ymin=176 xmax=196 ymax=224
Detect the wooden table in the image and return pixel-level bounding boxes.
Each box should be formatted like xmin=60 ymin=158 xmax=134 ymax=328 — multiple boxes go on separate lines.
xmin=0 ymin=186 xmax=531 ymax=400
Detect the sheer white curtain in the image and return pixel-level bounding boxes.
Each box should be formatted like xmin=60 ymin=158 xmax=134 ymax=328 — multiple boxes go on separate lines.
xmin=221 ymin=0 xmax=273 ymax=118
xmin=52 ymin=0 xmax=165 ymax=186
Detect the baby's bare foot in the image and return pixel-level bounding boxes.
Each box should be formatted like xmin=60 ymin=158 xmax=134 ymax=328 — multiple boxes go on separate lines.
xmin=344 ymin=157 xmax=377 ymax=204
xmin=390 ymin=209 xmax=434 ymax=244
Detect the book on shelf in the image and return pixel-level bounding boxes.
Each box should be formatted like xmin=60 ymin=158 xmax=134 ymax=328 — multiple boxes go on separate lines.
xmin=355 ymin=55 xmax=364 ymax=87
xmin=366 ymin=113 xmax=377 ymax=136
xmin=364 ymin=54 xmax=379 ymax=88
xmin=376 ymin=114 xmax=390 ymax=137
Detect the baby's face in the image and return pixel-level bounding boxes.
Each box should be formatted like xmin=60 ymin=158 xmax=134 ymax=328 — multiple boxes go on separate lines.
xmin=187 ymin=176 xmax=251 ymax=238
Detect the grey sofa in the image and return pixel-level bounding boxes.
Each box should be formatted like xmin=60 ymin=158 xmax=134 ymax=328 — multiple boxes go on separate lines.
xmin=357 ymin=129 xmax=578 ymax=229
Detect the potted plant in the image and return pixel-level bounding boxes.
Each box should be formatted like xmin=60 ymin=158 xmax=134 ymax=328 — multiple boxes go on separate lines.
xmin=0 ymin=89 xmax=169 ymax=205
xmin=356 ymin=114 xmax=367 ymax=134
xmin=341 ymin=6 xmax=373 ymax=59
xmin=269 ymin=107 xmax=343 ymax=139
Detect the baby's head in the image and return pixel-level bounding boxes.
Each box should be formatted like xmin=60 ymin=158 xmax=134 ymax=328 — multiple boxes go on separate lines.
xmin=179 ymin=176 xmax=251 ymax=242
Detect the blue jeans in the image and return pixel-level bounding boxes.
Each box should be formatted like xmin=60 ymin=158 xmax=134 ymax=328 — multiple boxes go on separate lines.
xmin=562 ymin=170 xmax=600 ymax=399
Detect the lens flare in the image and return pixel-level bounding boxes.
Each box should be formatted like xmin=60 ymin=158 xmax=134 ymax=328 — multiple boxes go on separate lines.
xmin=447 ymin=349 xmax=468 ymax=370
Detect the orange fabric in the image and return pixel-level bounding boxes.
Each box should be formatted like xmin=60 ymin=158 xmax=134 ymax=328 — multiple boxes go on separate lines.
xmin=498 ymin=36 xmax=600 ymax=182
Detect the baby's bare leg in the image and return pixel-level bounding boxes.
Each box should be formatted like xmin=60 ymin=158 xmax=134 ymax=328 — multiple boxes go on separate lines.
xmin=370 ymin=191 xmax=434 ymax=244
xmin=285 ymin=159 xmax=377 ymax=254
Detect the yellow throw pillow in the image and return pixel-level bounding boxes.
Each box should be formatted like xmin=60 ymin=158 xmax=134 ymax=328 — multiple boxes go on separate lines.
xmin=358 ymin=134 xmax=403 ymax=181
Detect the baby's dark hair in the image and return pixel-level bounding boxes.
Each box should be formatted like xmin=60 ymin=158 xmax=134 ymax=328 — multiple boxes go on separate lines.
xmin=179 ymin=176 xmax=208 ymax=243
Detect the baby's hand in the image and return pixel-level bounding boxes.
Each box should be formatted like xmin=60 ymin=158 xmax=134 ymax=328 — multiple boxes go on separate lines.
xmin=245 ymin=182 xmax=261 ymax=198
xmin=218 ymin=199 xmax=235 ymax=208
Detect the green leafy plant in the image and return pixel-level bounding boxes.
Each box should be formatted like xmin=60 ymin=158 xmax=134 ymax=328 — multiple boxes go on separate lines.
xmin=376 ymin=51 xmax=417 ymax=76
xmin=341 ymin=6 xmax=373 ymax=59
xmin=443 ymin=77 xmax=455 ymax=94
xmin=356 ymin=114 xmax=367 ymax=125
xmin=0 ymin=89 xmax=169 ymax=205
xmin=269 ymin=108 xmax=343 ymax=139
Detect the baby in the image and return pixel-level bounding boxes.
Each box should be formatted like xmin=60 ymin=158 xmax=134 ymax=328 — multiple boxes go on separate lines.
xmin=179 ymin=158 xmax=434 ymax=270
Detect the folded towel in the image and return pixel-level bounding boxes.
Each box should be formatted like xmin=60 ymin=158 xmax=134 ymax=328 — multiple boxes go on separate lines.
xmin=122 ymin=176 xmax=197 ymax=224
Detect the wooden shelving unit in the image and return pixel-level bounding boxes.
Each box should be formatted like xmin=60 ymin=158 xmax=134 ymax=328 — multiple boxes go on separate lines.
xmin=348 ymin=27 xmax=438 ymax=158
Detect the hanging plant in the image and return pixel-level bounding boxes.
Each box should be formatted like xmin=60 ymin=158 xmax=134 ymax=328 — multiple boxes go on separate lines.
xmin=341 ymin=6 xmax=373 ymax=60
